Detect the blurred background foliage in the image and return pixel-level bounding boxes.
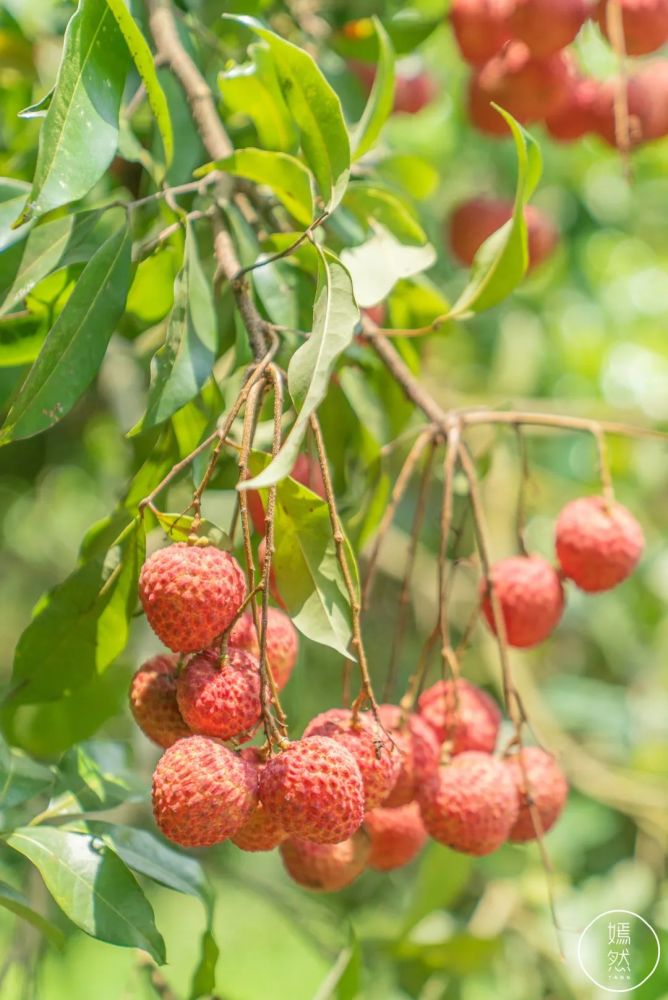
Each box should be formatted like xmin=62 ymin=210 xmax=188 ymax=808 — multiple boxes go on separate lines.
xmin=0 ymin=0 xmax=667 ymax=997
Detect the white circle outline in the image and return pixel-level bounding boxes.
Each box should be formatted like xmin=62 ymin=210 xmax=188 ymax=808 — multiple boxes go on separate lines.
xmin=577 ymin=908 xmax=661 ymax=994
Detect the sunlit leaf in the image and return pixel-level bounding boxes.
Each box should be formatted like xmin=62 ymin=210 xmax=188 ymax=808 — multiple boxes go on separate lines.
xmin=351 ymin=18 xmax=395 ymax=161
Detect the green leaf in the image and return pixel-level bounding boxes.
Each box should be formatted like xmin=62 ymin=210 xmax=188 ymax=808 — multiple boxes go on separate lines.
xmin=0 ymin=880 xmax=65 ymax=947
xmin=18 ymin=90 xmax=54 ymax=119
xmin=0 ymin=735 xmax=55 ymax=809
xmin=312 ymin=926 xmax=362 ymax=1000
xmin=190 ymin=928 xmax=220 ymax=1000
xmin=0 ymin=179 xmax=31 ymax=252
xmin=9 ymin=515 xmax=145 ymax=705
xmin=218 ymin=42 xmax=298 ymax=154
xmin=446 ymin=107 xmax=543 ymax=320
xmin=402 ymin=842 xmax=473 ymax=933
xmin=0 ymin=225 xmax=132 ymax=443
xmin=152 ymin=510 xmax=230 ymax=548
xmin=6 ymin=827 xmax=166 ymax=963
xmin=13 ymin=0 xmax=130 ymax=227
xmin=45 ymin=745 xmax=133 ymax=819
xmin=340 ymin=226 xmax=436 ymax=308
xmin=0 ymin=313 xmax=47 ymax=368
xmin=343 ymin=183 xmax=427 ymax=245
xmin=197 ymin=148 xmax=314 ymax=227
xmin=104 ymin=0 xmax=173 ymax=169
xmin=227 ymin=16 xmax=350 ymax=210
xmin=243 ymin=249 xmax=358 ymax=490
xmin=351 ymin=18 xmax=394 ymax=161
xmin=131 ymin=222 xmax=217 ymax=434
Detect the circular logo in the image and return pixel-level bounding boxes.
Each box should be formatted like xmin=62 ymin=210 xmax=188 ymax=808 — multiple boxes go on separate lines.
xmin=577 ymin=909 xmax=661 ymax=993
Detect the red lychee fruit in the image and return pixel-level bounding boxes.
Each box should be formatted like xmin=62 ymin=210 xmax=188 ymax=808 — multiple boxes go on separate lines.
xmin=303 ymin=708 xmax=401 ymax=810
xmin=377 ymin=705 xmax=440 ymax=808
xmin=176 ymin=648 xmax=261 ymax=741
xmin=248 ymin=454 xmax=326 ymax=535
xmin=481 ymin=555 xmax=564 ymax=648
xmin=152 ymin=735 xmax=258 ymax=847
xmin=590 ymin=68 xmax=668 ymax=147
xmin=139 ymin=543 xmax=246 ymax=653
xmin=504 ymin=746 xmax=568 ymax=842
xmin=510 ymin=0 xmax=591 ymax=57
xmin=468 ymin=43 xmax=571 ymax=132
xmin=450 ymin=0 xmax=515 ymax=66
xmin=418 ymin=678 xmax=502 ymax=753
xmin=393 ymin=66 xmax=439 ymax=114
xmin=280 ymin=831 xmax=370 ymax=892
xmin=231 ymin=750 xmax=287 ymax=852
xmin=129 ymin=654 xmax=191 ymax=748
xmin=545 ymin=74 xmax=599 ymax=142
xmin=419 ymin=751 xmax=519 ymax=855
xmin=597 ymin=0 xmax=668 ymax=55
xmin=555 ymin=496 xmax=644 ymax=593
xmin=259 ymin=736 xmax=365 ymax=844
xmin=448 ymin=197 xmax=558 ymax=271
xmin=229 ymin=607 xmax=298 ymax=691
xmin=364 ymin=802 xmax=427 ymax=871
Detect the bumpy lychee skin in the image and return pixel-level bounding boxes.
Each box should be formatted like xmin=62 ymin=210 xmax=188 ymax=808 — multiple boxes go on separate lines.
xmin=152 ymin=735 xmax=258 ymax=847
xmin=229 ymin=607 xmax=298 ymax=691
xmin=510 ymin=0 xmax=590 ymax=57
xmin=129 ymin=654 xmax=191 ymax=748
xmin=597 ymin=0 xmax=668 ymax=55
xmin=505 ymin=746 xmax=569 ymax=842
xmin=418 ymin=678 xmax=502 ymax=753
xmin=259 ymin=737 xmax=365 ymax=844
xmin=481 ymin=555 xmax=564 ymax=648
xmin=176 ymin=648 xmax=261 ymax=741
xmin=377 ymin=705 xmax=440 ymax=808
xmin=364 ymin=802 xmax=427 ymax=871
xmin=450 ymin=0 xmax=514 ymax=66
xmin=139 ymin=543 xmax=246 ymax=653
xmin=303 ymin=709 xmax=401 ymax=810
xmin=555 ymin=496 xmax=644 ymax=593
xmin=280 ymin=831 xmax=370 ymax=892
xmin=419 ymin=751 xmax=519 ymax=855
xmin=448 ymin=198 xmax=558 ymax=271
xmin=469 ymin=43 xmax=571 ymax=131
xmin=231 ymin=752 xmax=287 ymax=851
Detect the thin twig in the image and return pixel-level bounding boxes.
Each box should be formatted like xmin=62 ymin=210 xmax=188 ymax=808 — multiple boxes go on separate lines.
xmin=234 ymin=212 xmax=329 ymax=279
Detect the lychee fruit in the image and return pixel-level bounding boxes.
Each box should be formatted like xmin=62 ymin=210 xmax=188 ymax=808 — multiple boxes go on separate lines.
xmin=418 ymin=678 xmax=502 ymax=753
xmin=259 ymin=736 xmax=365 ymax=844
xmin=231 ymin=750 xmax=287 ymax=852
xmin=510 ymin=0 xmax=591 ymax=57
xmin=481 ymin=555 xmax=564 ymax=648
xmin=248 ymin=454 xmax=326 ymax=535
xmin=450 ymin=0 xmax=515 ymax=66
xmin=448 ymin=197 xmax=558 ymax=271
xmin=139 ymin=543 xmax=246 ymax=653
xmin=468 ymin=43 xmax=571 ymax=131
xmin=504 ymin=746 xmax=568 ymax=842
xmin=364 ymin=802 xmax=427 ymax=871
xmin=419 ymin=751 xmax=519 ymax=855
xmin=280 ymin=831 xmax=370 ymax=892
xmin=349 ymin=59 xmax=437 ymax=115
xmin=129 ymin=654 xmax=191 ymax=748
xmin=176 ymin=648 xmax=261 ymax=741
xmin=229 ymin=607 xmax=298 ymax=691
xmin=377 ymin=705 xmax=440 ymax=808
xmin=590 ymin=67 xmax=668 ymax=147
xmin=303 ymin=708 xmax=401 ymax=810
xmin=555 ymin=496 xmax=644 ymax=593
xmin=545 ymin=74 xmax=599 ymax=142
xmin=152 ymin=735 xmax=258 ymax=847
xmin=597 ymin=0 xmax=668 ymax=56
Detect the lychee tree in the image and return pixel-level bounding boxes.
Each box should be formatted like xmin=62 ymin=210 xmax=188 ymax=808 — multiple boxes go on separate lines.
xmin=0 ymin=0 xmax=667 ymax=998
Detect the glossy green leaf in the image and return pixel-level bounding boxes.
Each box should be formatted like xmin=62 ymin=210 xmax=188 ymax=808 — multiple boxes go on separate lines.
xmin=17 ymin=90 xmax=53 ymax=119
xmin=197 ymin=148 xmax=314 ymax=227
xmin=351 ymin=18 xmax=395 ymax=161
xmin=243 ymin=248 xmax=358 ymax=489
xmin=45 ymin=745 xmax=133 ymax=819
xmin=341 ymin=226 xmax=436 ymax=308
xmin=227 ymin=16 xmax=350 ymax=209
xmin=13 ymin=0 xmax=130 ymax=227
xmin=218 ymin=42 xmax=297 ymax=154
xmin=9 ymin=515 xmax=145 ymax=705
xmin=0 ymin=735 xmax=55 ymax=808
xmin=0 ymin=880 xmax=65 ymax=947
xmin=6 ymin=827 xmax=166 ymax=963
xmin=131 ymin=222 xmax=217 ymax=434
xmin=0 ymin=225 xmax=132 ymax=443
xmin=343 ymin=183 xmax=427 ymax=245
xmin=0 ymin=179 xmax=31 ymax=252
xmin=0 ymin=313 xmax=46 ymax=367
xmin=190 ymin=928 xmax=220 ymax=1000
xmin=104 ymin=0 xmax=173 ymax=169
xmin=446 ymin=107 xmax=543 ymax=320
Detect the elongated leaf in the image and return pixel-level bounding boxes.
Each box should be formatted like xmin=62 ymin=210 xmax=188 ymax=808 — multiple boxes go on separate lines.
xmin=243 ymin=249 xmax=358 ymax=489
xmin=218 ymin=42 xmax=298 ymax=154
xmin=351 ymin=19 xmax=395 ymax=160
xmin=341 ymin=226 xmax=435 ymax=308
xmin=131 ymin=222 xmax=217 ymax=433
xmin=1 ymin=209 xmax=104 ymax=317
xmin=14 ymin=0 xmax=130 ymax=227
xmin=197 ymin=148 xmax=314 ymax=227
xmin=0 ymin=880 xmax=65 ymax=947
xmin=343 ymin=183 xmax=427 ymax=245
xmin=0 ymin=735 xmax=55 ymax=808
xmin=7 ymin=827 xmax=165 ymax=963
xmin=10 ymin=515 xmax=145 ymax=705
xmin=104 ymin=0 xmax=173 ymax=168
xmin=190 ymin=928 xmax=220 ymax=1000
xmin=0 ymin=314 xmax=46 ymax=367
xmin=227 ymin=16 xmax=350 ymax=209
xmin=18 ymin=90 xmax=54 ymax=120
xmin=0 ymin=179 xmax=30 ymax=252
xmin=312 ymin=926 xmax=362 ymax=1000
xmin=446 ymin=107 xmax=543 ymax=320
xmin=46 ymin=745 xmax=133 ymax=819
xmin=0 ymin=225 xmax=132 ymax=443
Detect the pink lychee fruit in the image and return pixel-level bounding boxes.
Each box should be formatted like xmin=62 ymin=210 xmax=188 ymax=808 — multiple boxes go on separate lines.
xmin=450 ymin=0 xmax=515 ymax=66
xmin=231 ymin=750 xmax=287 ymax=852
xmin=448 ymin=197 xmax=558 ymax=271
xmin=176 ymin=647 xmax=261 ymax=741
xmin=597 ymin=0 xmax=668 ymax=56
xmin=418 ymin=678 xmax=502 ymax=753
xmin=280 ymin=831 xmax=370 ymax=892
xmin=504 ymin=746 xmax=569 ymax=842
xmin=481 ymin=555 xmax=564 ymax=648
xmin=129 ymin=653 xmax=191 ymax=748
xmin=377 ymin=704 xmax=440 ymax=808
xmin=229 ymin=607 xmax=298 ymax=691
xmin=468 ymin=42 xmax=571 ymax=131
xmin=510 ymin=0 xmax=591 ymax=57
xmin=555 ymin=496 xmax=644 ymax=592
xmin=364 ymin=802 xmax=427 ymax=871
